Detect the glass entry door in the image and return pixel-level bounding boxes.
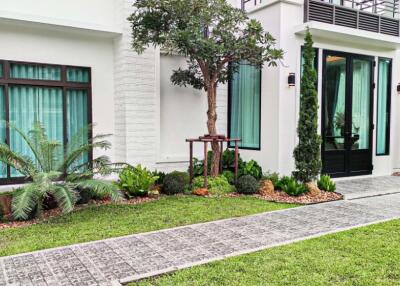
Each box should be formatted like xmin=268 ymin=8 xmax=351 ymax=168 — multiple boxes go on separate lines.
xmin=322 ymin=51 xmax=374 ymax=177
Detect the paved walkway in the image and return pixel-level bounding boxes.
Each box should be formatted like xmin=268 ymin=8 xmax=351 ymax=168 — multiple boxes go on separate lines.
xmin=1 ymin=193 xmax=400 ymax=285
xmin=336 ymin=175 xmax=400 ymax=199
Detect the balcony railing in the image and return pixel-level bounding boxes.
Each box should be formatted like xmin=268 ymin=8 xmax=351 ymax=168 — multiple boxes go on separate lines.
xmin=304 ymin=0 xmax=400 ymax=36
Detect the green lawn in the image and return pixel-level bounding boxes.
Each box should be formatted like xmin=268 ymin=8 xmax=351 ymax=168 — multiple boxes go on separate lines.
xmin=0 ymin=196 xmax=293 ymax=257
xmin=133 ymin=219 xmax=400 ymax=286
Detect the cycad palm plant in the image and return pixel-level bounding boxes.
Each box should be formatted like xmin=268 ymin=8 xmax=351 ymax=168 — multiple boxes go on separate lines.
xmin=0 ymin=122 xmax=122 ymax=220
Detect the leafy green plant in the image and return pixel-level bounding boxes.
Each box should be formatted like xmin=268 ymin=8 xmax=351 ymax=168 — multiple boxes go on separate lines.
xmin=163 ymin=171 xmax=189 ymax=195
xmin=222 ymin=170 xmax=235 ymax=184
xmin=293 ymin=29 xmax=322 ymax=183
xmin=263 ymin=171 xmax=280 ymax=186
xmin=275 ymin=176 xmax=292 ymax=190
xmin=117 ymin=165 xmax=158 ymax=198
xmin=240 ymin=160 xmax=263 ymax=180
xmin=318 ymin=175 xmax=336 ymax=192
xmin=0 ymin=204 xmax=3 ymax=221
xmin=152 ymin=170 xmax=166 ymax=185
xmin=281 ymin=178 xmax=308 ymax=196
xmin=236 ymin=175 xmax=259 ymax=195
xmin=0 ymin=122 xmax=122 ymax=220
xmin=192 ymin=175 xmax=234 ymax=196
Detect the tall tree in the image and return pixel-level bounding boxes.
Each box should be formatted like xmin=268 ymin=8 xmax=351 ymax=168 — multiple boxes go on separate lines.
xmin=128 ymin=0 xmax=283 ymax=176
xmin=293 ymin=29 xmax=322 ymax=183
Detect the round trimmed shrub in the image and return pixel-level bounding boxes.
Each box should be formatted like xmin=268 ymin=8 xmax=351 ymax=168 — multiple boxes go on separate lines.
xmin=192 ymin=175 xmax=234 ymax=196
xmin=0 ymin=205 xmax=4 ymax=221
xmin=236 ymin=175 xmax=259 ymax=195
xmin=163 ymin=171 xmax=189 ymax=195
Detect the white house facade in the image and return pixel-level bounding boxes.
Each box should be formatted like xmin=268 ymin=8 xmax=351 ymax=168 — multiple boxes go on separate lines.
xmin=0 ymin=0 xmax=399 ymax=188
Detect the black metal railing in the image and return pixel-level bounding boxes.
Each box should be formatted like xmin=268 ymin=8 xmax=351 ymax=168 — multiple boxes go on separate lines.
xmin=304 ymin=0 xmax=400 ymax=36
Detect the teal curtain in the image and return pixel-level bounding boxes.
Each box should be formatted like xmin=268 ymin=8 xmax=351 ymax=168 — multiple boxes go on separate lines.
xmin=0 ymin=87 xmax=6 ymax=178
xmin=351 ymin=59 xmax=371 ymax=150
xmin=67 ymin=89 xmax=89 ymax=168
xmin=67 ymin=68 xmax=90 ymax=83
xmin=230 ymin=63 xmax=261 ymax=149
xmin=0 ymin=63 xmax=3 ymax=78
xmin=377 ymin=59 xmax=391 ymax=155
xmin=9 ymin=86 xmax=63 ymax=176
xmin=10 ymin=63 xmax=61 ymax=81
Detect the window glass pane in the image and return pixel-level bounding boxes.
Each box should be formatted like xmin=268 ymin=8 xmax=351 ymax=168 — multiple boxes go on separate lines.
xmin=0 ymin=63 xmax=3 ymax=78
xmin=67 ymin=89 xmax=89 ymax=169
xmin=0 ymin=87 xmax=6 ymax=178
xmin=377 ymin=59 xmax=391 ymax=155
xmin=324 ymin=56 xmax=346 ymax=151
xmin=229 ymin=63 xmax=261 ymax=149
xmin=9 ymin=86 xmax=64 ymax=176
xmin=67 ymin=67 xmax=90 ymax=83
xmin=10 ymin=63 xmax=61 ymax=81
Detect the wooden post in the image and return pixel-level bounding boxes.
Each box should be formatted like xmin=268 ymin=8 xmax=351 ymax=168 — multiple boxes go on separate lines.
xmin=219 ymin=141 xmax=224 ymax=175
xmin=234 ymin=140 xmax=239 ymax=183
xmin=189 ymin=141 xmax=193 ymax=187
xmin=204 ymin=141 xmax=208 ymax=188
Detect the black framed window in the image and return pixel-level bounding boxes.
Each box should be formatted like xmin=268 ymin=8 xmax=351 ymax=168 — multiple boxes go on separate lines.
xmin=376 ymin=58 xmax=392 ymax=156
xmin=228 ymin=62 xmax=261 ymax=150
xmin=0 ymin=60 xmax=92 ymax=184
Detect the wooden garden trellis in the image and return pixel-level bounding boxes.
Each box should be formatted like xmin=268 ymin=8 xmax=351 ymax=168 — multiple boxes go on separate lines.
xmin=186 ymin=135 xmax=241 ymax=188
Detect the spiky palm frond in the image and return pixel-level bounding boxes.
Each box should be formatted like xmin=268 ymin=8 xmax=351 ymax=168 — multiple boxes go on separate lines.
xmin=12 ymin=183 xmax=43 ymax=220
xmin=59 ymin=134 xmax=112 ymax=173
xmin=2 ymin=121 xmax=124 ymax=220
xmin=49 ymin=183 xmax=77 ymax=214
xmin=9 ymin=122 xmax=47 ymax=171
xmin=75 ymin=179 xmax=122 ymax=202
xmin=0 ymin=143 xmax=37 ymax=177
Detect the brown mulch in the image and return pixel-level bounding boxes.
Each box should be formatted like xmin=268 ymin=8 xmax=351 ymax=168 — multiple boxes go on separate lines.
xmin=0 ymin=196 xmax=159 ymax=230
xmin=257 ymin=180 xmax=343 ymax=205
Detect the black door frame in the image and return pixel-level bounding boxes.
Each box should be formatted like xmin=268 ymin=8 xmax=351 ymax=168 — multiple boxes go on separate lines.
xmin=321 ymin=50 xmax=375 ymax=177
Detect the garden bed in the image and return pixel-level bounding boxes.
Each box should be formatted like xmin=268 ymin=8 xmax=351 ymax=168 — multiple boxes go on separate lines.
xmin=258 ymin=180 xmax=343 ymax=205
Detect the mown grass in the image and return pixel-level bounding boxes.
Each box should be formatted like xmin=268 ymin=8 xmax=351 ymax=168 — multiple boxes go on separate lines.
xmin=0 ymin=196 xmax=294 ymax=257
xmin=133 ymin=219 xmax=400 ymax=286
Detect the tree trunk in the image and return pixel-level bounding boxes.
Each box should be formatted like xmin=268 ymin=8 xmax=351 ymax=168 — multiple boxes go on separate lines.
xmin=207 ymin=83 xmax=220 ymax=177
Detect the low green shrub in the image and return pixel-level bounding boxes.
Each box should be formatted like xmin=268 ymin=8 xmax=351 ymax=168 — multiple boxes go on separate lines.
xmin=152 ymin=170 xmax=166 ymax=185
xmin=222 ymin=170 xmax=235 ymax=184
xmin=275 ymin=176 xmax=292 ymax=190
xmin=163 ymin=171 xmax=189 ymax=195
xmin=318 ymin=175 xmax=336 ymax=192
xmin=281 ymin=177 xmax=308 ymax=196
xmin=0 ymin=204 xmax=3 ymax=221
xmin=192 ymin=175 xmax=234 ymax=196
xmin=240 ymin=160 xmax=263 ymax=180
xmin=236 ymin=175 xmax=259 ymax=195
xmin=222 ymin=149 xmax=243 ymax=170
xmin=263 ymin=171 xmax=280 ymax=186
xmin=117 ymin=165 xmax=158 ymax=198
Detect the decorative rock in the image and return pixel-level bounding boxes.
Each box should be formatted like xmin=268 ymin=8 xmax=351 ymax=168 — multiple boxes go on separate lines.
xmin=259 ymin=180 xmax=274 ymax=196
xmin=305 ymin=182 xmax=321 ymax=197
xmin=192 ymin=188 xmax=209 ymax=196
xmin=148 ymin=189 xmax=160 ymax=197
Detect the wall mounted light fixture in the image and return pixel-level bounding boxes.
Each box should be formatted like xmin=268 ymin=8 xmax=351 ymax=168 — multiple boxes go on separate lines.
xmin=397 ymin=83 xmax=400 ymax=95
xmin=288 ymin=73 xmax=296 ymax=87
